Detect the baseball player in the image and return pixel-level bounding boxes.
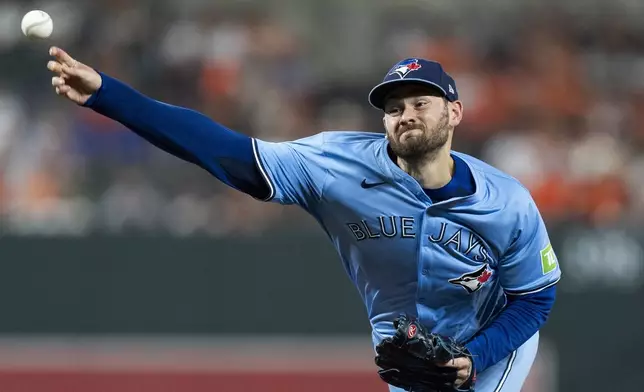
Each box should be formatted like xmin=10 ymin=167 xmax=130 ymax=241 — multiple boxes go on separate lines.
xmin=47 ymin=47 xmax=561 ymax=391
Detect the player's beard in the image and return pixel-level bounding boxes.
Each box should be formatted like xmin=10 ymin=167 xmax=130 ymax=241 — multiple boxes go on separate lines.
xmin=388 ymin=105 xmax=451 ymax=162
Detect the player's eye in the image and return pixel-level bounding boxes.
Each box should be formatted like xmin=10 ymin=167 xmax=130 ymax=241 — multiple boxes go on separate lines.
xmin=415 ymin=101 xmax=428 ymax=109
xmin=386 ymin=107 xmax=401 ymax=115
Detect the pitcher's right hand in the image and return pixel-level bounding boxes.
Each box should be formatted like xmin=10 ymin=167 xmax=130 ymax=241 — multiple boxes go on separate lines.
xmin=47 ymin=46 xmax=102 ymax=105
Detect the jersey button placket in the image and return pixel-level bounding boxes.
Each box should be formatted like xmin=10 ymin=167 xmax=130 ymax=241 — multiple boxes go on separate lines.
xmin=418 ymin=251 xmax=431 ymax=305
xmin=418 ymin=207 xmax=436 ymax=308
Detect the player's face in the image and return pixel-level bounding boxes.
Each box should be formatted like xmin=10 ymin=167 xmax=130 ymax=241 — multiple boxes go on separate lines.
xmin=382 ymin=85 xmax=460 ymax=160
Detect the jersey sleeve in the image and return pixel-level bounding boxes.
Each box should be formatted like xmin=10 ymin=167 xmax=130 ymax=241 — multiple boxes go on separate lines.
xmin=252 ymin=133 xmax=329 ymax=207
xmin=499 ymin=198 xmax=562 ymax=295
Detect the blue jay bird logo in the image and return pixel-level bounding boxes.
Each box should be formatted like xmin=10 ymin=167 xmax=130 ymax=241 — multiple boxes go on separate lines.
xmin=449 ymin=264 xmax=493 ymax=294
xmin=388 ymin=59 xmax=423 ymax=78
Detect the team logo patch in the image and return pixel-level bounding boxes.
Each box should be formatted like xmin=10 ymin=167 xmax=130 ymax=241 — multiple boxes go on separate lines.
xmin=449 ymin=264 xmax=493 ymax=294
xmin=388 ymin=59 xmax=422 ymax=78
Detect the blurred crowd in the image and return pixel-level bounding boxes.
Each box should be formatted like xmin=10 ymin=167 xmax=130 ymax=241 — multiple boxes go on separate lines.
xmin=0 ymin=0 xmax=643 ymax=236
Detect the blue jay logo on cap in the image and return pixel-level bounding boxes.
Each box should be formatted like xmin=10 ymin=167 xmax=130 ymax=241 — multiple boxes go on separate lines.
xmin=388 ymin=59 xmax=422 ymax=79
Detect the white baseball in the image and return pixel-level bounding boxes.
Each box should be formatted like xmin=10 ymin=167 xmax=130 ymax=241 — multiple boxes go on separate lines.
xmin=21 ymin=10 xmax=53 ymax=39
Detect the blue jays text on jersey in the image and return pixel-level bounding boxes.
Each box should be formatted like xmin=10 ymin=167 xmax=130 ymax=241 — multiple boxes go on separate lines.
xmin=253 ymin=131 xmax=561 ymax=346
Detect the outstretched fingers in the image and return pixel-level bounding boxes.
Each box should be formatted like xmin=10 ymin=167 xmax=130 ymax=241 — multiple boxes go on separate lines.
xmin=49 ymin=46 xmax=76 ymax=67
xmin=47 ymin=47 xmax=82 ymax=78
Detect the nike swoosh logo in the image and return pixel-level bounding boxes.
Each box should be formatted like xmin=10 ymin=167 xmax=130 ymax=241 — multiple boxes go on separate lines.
xmin=361 ymin=179 xmax=386 ymax=189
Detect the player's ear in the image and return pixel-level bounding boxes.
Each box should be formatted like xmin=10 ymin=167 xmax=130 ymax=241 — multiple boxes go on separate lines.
xmin=448 ymin=100 xmax=464 ymax=127
xmin=382 ymin=117 xmax=391 ymax=140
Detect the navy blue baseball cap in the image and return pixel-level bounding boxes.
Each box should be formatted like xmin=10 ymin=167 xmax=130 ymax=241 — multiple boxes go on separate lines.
xmin=368 ymin=58 xmax=458 ymax=110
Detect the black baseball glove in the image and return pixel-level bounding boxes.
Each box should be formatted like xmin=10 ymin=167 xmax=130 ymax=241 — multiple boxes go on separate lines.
xmin=375 ymin=315 xmax=476 ymax=392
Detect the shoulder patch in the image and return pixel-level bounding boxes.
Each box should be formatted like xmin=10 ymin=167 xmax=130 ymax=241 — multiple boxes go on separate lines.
xmin=540 ymin=243 xmax=558 ymax=275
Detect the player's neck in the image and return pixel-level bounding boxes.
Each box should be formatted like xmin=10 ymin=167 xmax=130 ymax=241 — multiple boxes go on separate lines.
xmin=397 ymin=146 xmax=454 ymax=190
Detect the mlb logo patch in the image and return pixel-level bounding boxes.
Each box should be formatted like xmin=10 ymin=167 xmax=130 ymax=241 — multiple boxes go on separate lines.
xmin=388 ymin=59 xmax=422 ymax=78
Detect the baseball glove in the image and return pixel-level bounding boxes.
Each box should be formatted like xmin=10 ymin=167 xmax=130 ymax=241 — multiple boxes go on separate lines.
xmin=375 ymin=315 xmax=476 ymax=392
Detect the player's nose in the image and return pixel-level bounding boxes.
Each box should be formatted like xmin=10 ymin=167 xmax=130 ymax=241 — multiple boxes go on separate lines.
xmin=399 ymin=108 xmax=417 ymax=124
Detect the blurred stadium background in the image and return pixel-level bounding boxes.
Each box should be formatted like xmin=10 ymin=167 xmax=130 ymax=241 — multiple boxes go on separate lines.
xmin=0 ymin=0 xmax=642 ymax=390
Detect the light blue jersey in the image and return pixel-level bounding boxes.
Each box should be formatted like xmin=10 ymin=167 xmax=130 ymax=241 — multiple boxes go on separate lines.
xmin=253 ymin=131 xmax=561 ymax=391
xmin=84 ymin=59 xmax=558 ymax=391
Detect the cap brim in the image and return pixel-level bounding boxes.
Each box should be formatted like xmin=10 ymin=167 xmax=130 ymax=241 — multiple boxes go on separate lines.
xmin=367 ymin=79 xmax=448 ymax=110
